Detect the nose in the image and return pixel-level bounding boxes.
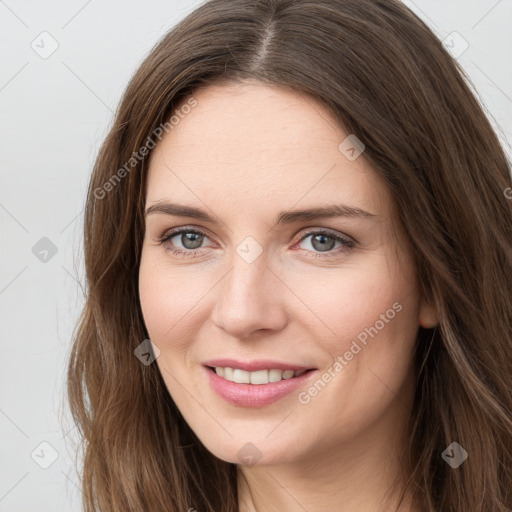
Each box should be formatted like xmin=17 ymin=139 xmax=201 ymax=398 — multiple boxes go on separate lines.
xmin=211 ymin=251 xmax=288 ymax=339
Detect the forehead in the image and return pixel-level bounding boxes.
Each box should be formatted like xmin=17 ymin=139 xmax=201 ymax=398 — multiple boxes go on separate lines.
xmin=146 ymin=82 xmax=392 ymax=219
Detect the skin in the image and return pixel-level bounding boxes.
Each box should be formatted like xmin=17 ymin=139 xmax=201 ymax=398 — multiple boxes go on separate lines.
xmin=138 ymin=81 xmax=438 ymax=512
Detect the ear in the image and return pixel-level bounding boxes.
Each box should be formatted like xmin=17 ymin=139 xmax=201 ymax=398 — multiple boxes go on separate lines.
xmin=419 ymin=297 xmax=438 ymax=329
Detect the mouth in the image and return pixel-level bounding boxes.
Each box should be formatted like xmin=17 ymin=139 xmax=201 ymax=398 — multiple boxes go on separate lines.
xmin=203 ymin=360 xmax=317 ymax=407
xmin=206 ymin=366 xmax=311 ymax=384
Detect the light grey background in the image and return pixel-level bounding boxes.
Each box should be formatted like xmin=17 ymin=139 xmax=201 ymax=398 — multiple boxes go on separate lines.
xmin=1 ymin=1 xmax=511 ymax=511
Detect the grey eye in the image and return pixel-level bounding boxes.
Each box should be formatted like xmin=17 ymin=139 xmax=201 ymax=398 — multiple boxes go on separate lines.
xmin=173 ymin=231 xmax=206 ymax=250
xmin=299 ymin=233 xmax=342 ymax=252
xmin=310 ymin=233 xmax=336 ymax=252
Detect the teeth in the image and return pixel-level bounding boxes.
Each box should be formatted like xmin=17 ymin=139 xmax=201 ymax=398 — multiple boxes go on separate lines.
xmin=250 ymin=370 xmax=268 ymax=385
xmin=214 ymin=367 xmax=307 ymax=384
xmin=268 ymin=369 xmax=282 ymax=382
xmin=233 ymin=369 xmax=250 ymax=384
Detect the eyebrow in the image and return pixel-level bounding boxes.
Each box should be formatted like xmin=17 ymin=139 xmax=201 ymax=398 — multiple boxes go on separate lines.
xmin=145 ymin=202 xmax=377 ymax=225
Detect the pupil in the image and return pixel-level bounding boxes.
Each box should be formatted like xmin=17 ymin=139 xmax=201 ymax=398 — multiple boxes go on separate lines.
xmin=182 ymin=232 xmax=203 ymax=249
xmin=312 ymin=234 xmax=335 ymax=252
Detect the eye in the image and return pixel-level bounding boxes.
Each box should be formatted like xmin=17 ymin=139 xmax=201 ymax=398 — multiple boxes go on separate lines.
xmin=157 ymin=227 xmax=355 ymax=258
xmin=295 ymin=229 xmax=354 ymax=256
xmin=158 ymin=227 xmax=213 ymax=256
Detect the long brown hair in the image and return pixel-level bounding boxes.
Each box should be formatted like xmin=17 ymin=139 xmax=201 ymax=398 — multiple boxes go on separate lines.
xmin=67 ymin=0 xmax=512 ymax=510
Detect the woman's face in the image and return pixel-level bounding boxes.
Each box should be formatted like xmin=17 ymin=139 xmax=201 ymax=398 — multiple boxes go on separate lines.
xmin=139 ymin=82 xmax=436 ymax=466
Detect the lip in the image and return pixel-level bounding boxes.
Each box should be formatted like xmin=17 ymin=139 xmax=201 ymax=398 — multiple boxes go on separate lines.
xmin=203 ymin=358 xmax=312 ymax=372
xmin=203 ymin=361 xmax=317 ymax=408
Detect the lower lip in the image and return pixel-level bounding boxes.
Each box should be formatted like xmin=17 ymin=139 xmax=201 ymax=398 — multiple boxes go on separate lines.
xmin=205 ymin=367 xmax=316 ymax=407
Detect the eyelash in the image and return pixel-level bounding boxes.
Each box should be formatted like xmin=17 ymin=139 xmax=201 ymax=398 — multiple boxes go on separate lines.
xmin=157 ymin=226 xmax=355 ymax=259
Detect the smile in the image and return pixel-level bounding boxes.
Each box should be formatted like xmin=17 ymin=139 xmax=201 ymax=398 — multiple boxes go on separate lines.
xmin=211 ymin=367 xmax=307 ymax=384
xmin=203 ymin=360 xmax=317 ymax=407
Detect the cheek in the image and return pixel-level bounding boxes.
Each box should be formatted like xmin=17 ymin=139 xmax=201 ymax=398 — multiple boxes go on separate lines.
xmin=138 ymin=257 xmax=170 ymax=340
xmin=285 ymin=255 xmax=418 ymax=352
xmin=138 ymin=252 xmax=212 ymax=345
xmin=138 ymin=255 xmax=209 ymax=404
xmin=287 ymin=264 xmax=420 ymax=446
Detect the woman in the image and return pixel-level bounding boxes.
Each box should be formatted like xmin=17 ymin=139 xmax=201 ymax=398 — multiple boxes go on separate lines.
xmin=67 ymin=0 xmax=512 ymax=510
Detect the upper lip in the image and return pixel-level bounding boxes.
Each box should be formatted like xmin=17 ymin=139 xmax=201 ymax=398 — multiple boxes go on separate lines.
xmin=203 ymin=359 xmax=314 ymax=372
